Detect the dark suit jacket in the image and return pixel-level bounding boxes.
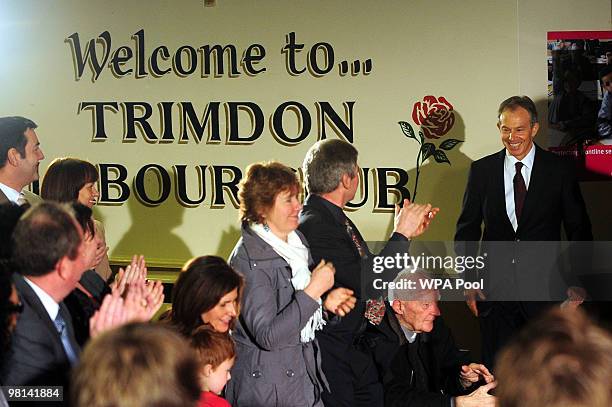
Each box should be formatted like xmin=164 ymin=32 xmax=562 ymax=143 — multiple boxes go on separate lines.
xmin=455 ymin=145 xmax=592 ymax=310
xmin=1 ymin=274 xmax=79 ymax=389
xmin=0 ymin=189 xmax=9 ymax=204
xmin=381 ymin=317 xmax=471 ymax=407
xmin=298 ymin=194 xmax=411 ymax=337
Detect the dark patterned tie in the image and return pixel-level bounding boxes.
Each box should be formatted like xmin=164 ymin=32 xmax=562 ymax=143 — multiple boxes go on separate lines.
xmin=345 ymin=219 xmax=386 ymax=325
xmin=513 ymin=162 xmax=526 ymax=221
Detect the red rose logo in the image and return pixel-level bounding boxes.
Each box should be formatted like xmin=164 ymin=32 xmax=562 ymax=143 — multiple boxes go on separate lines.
xmin=411 ymin=96 xmax=455 ymax=139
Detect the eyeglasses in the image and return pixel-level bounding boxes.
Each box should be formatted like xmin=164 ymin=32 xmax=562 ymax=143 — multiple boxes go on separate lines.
xmin=6 ymin=302 xmax=24 ymax=314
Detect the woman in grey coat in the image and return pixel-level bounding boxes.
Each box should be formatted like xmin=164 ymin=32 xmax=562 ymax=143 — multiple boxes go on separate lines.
xmin=226 ymin=161 xmax=356 ymax=407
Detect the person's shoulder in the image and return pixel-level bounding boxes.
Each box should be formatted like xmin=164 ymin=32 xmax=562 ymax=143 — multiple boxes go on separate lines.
xmin=472 ymin=149 xmax=503 ymax=169
xmin=299 ymin=196 xmax=332 ymax=226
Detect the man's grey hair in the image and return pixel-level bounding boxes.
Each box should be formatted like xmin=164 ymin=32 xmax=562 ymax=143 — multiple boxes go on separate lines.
xmin=302 ymin=139 xmax=358 ymax=195
xmin=388 ymin=269 xmax=437 ymax=302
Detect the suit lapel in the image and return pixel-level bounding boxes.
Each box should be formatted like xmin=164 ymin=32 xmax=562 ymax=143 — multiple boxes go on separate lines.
xmin=0 ymin=189 xmax=9 ymax=204
xmin=492 ymin=150 xmax=515 ymax=235
xmin=14 ymin=275 xmax=73 ymax=360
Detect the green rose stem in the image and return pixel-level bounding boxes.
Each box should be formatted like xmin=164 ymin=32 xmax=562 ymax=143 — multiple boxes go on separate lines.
xmin=413 ymin=141 xmax=423 ymax=201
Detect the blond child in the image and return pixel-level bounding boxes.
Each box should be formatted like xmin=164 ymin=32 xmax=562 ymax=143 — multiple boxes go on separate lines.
xmin=191 ymin=326 xmax=236 ymax=407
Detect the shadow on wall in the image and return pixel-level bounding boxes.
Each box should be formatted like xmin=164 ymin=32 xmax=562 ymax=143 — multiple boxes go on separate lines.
xmin=111 ymin=177 xmax=193 ymax=267
xmin=214 ymin=224 xmax=242 ymax=261
xmin=383 ymin=110 xmax=474 ymax=242
xmin=385 ymin=109 xmax=480 ymax=356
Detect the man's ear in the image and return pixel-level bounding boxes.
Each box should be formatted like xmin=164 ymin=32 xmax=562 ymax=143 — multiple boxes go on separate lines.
xmin=202 ymin=363 xmax=214 ymax=377
xmin=340 ymin=173 xmax=352 ymax=190
xmin=530 ymin=122 xmax=540 ymax=138
xmin=390 ymin=299 xmax=402 ymax=315
xmin=55 ymin=256 xmax=70 ymax=280
xmin=6 ymin=148 xmax=22 ymax=167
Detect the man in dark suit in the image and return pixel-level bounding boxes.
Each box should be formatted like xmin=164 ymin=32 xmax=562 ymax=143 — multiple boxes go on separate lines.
xmin=381 ymin=271 xmax=496 ymax=407
xmin=0 ymin=202 xmax=86 ymax=390
xmin=0 ymin=116 xmax=45 ymax=205
xmin=298 ymin=139 xmax=437 ymax=407
xmin=455 ymin=96 xmax=592 ymax=368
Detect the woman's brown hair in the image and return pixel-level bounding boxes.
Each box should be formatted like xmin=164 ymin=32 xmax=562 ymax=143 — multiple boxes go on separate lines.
xmin=238 ymin=161 xmax=300 ymax=224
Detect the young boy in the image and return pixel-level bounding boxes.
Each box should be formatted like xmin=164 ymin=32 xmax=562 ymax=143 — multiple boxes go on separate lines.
xmin=191 ymin=326 xmax=236 ymax=407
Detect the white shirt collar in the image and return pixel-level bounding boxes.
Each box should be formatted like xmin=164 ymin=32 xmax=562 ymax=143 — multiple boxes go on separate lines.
xmin=23 ymin=277 xmax=60 ymax=321
xmin=0 ymin=182 xmax=22 ymax=204
xmin=400 ymin=324 xmax=418 ymax=343
xmin=505 ymin=142 xmax=536 ymax=169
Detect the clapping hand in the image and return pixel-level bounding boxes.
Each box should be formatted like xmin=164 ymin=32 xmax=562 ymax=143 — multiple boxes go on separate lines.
xmin=111 ymin=255 xmax=147 ymax=296
xmin=89 ymin=292 xmax=127 ymax=338
xmin=324 ymin=288 xmax=356 ymax=316
xmin=304 ymin=260 xmax=335 ymax=301
xmin=394 ymin=199 xmax=440 ymax=239
xmin=123 ymin=279 xmax=165 ymax=322
xmin=89 ymin=278 xmax=165 ymax=337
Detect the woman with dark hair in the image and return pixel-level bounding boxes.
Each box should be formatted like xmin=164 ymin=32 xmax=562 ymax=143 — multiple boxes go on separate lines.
xmin=63 ymin=203 xmax=111 ymax=345
xmin=41 ymin=157 xmax=111 ymax=281
xmin=226 ymin=161 xmax=356 ymax=407
xmin=166 ymin=255 xmax=243 ymax=336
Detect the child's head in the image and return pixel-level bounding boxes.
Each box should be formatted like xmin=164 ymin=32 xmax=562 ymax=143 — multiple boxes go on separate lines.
xmin=190 ymin=326 xmax=236 ymax=394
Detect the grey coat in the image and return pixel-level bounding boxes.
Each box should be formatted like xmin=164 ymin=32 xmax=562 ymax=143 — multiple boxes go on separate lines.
xmin=226 ymin=226 xmax=327 ymax=407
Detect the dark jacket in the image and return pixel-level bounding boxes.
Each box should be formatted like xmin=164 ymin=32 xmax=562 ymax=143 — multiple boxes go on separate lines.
xmin=1 ymin=275 xmax=79 ymax=393
xmin=455 ymin=145 xmax=592 ymax=311
xmin=381 ymin=316 xmax=471 ymax=407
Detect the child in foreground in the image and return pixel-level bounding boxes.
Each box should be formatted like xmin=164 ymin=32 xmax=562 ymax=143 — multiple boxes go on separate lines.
xmin=191 ymin=326 xmax=236 ymax=407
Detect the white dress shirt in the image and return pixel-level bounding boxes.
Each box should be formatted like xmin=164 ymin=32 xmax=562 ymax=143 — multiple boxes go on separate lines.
xmin=23 ymin=277 xmax=60 ymax=321
xmin=0 ymin=182 xmax=21 ymax=204
xmin=400 ymin=324 xmax=418 ymax=343
xmin=504 ymin=144 xmax=535 ymax=231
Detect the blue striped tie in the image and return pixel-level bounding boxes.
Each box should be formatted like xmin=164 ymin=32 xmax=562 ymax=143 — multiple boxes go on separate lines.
xmin=53 ymin=313 xmax=78 ymax=365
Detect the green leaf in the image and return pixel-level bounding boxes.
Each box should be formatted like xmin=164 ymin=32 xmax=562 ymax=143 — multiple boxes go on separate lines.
xmin=439 ymin=139 xmax=462 ymax=150
xmin=433 ymin=149 xmax=451 ymax=165
xmin=421 ymin=143 xmax=435 ymax=161
xmin=398 ymin=121 xmax=417 ymax=141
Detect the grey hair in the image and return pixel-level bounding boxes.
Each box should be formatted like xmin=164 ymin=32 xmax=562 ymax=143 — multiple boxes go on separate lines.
xmin=388 ymin=269 xmax=437 ymax=302
xmin=302 ymin=139 xmax=358 ymax=194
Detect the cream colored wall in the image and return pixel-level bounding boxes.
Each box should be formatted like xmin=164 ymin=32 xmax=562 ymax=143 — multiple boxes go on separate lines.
xmin=1 ymin=0 xmax=609 ymax=266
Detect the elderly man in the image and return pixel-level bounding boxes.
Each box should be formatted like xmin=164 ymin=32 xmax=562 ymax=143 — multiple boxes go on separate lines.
xmin=0 ymin=202 xmax=87 ymax=390
xmin=0 ymin=117 xmax=45 ymax=205
xmin=299 ymin=139 xmax=437 ymax=407
xmin=383 ymin=271 xmax=496 ymax=407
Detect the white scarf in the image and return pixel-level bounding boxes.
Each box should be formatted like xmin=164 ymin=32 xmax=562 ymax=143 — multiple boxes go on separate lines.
xmin=250 ymin=223 xmax=325 ymax=343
